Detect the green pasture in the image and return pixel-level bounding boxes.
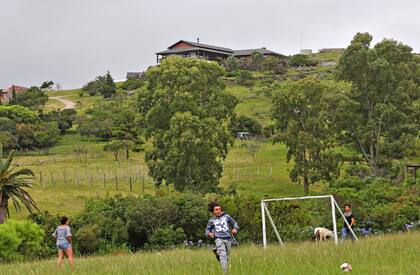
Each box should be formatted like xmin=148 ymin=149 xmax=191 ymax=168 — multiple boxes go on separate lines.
xmin=11 ymin=132 xmax=314 ymax=219
xmin=1 ymin=232 xmax=418 ymax=274
xmin=226 ymin=84 xmax=272 ymax=126
xmin=47 ymin=89 xmax=102 ymax=113
xmin=43 ymin=98 xmax=65 ymax=112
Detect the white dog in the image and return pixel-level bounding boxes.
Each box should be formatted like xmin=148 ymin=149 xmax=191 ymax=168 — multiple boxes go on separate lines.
xmin=313 ymin=227 xmax=333 ymax=241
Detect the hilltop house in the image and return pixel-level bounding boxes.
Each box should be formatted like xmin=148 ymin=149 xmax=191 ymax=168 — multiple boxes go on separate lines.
xmin=155 ymin=39 xmax=285 ymax=63
xmin=0 ymin=85 xmax=28 ymax=103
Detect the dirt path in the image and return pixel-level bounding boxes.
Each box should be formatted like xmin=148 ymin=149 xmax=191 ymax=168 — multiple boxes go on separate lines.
xmin=49 ymin=96 xmax=76 ymax=110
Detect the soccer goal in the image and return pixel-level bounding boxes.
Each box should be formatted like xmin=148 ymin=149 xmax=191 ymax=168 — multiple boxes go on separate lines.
xmin=261 ymin=195 xmax=358 ymax=247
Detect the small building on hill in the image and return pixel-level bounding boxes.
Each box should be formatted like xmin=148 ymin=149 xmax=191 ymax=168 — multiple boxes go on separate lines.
xmin=156 ymin=39 xmax=285 ymax=63
xmin=1 ymin=85 xmax=28 ymax=103
xmin=126 ymin=72 xmax=145 ymax=79
xmin=318 ymin=48 xmax=345 ymax=53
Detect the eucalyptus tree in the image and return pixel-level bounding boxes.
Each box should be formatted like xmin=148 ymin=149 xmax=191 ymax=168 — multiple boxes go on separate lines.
xmin=332 ymin=33 xmax=420 ymax=176
xmin=272 ymin=78 xmax=341 ymax=194
xmin=137 ymin=57 xmax=237 ymax=192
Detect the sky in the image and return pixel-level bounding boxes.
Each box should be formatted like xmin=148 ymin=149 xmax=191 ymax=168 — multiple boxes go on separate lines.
xmin=1 ymin=0 xmax=420 ymax=89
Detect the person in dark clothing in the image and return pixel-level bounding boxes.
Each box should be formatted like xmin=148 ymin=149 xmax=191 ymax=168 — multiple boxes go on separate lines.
xmin=341 ymin=204 xmax=356 ymax=241
xmin=206 ymin=202 xmax=239 ymax=274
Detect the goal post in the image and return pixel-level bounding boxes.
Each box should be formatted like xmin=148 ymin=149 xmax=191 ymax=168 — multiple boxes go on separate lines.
xmin=261 ymin=195 xmax=358 ymax=248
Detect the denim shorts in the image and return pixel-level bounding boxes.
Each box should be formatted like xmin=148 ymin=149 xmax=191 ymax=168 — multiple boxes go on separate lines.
xmin=57 ymin=241 xmax=71 ymax=250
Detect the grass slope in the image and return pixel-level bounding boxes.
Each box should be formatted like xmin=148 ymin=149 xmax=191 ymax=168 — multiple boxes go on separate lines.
xmin=1 ymin=232 xmax=419 ymax=274
xmin=12 ymin=133 xmax=314 ymax=218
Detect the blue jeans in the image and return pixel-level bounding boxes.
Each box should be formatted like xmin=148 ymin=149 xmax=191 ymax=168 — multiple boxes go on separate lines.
xmin=341 ymin=227 xmax=356 ymax=241
xmin=57 ymin=240 xmax=71 ymax=250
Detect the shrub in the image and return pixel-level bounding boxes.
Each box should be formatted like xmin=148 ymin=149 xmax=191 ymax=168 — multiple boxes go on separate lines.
xmin=75 ymin=224 xmax=101 ymax=254
xmin=229 ymin=115 xmax=262 ymax=136
xmin=0 ymin=105 xmax=39 ymax=124
xmin=0 ymin=220 xmax=44 ymax=262
xmin=121 ymin=78 xmax=143 ymax=91
xmin=329 ymin=177 xmax=420 ymax=232
xmin=236 ymin=70 xmax=252 ymax=85
xmin=146 ymin=226 xmax=186 ymax=249
xmin=289 ymin=54 xmax=317 ymax=67
xmin=0 ymin=226 xmax=21 ymax=262
xmin=29 ymin=211 xmax=60 ymax=257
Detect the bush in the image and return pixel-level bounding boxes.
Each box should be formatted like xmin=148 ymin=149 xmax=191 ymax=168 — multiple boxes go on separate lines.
xmin=329 ymin=177 xmax=420 ymax=232
xmin=146 ymin=226 xmax=186 ymax=249
xmin=72 ymin=195 xmax=132 ymax=254
xmin=121 ymin=78 xmax=143 ymax=91
xmin=0 ymin=220 xmax=44 ymax=262
xmin=9 ymin=86 xmax=48 ymax=110
xmin=29 ymin=211 xmax=60 ymax=257
xmin=0 ymin=226 xmax=21 ymax=262
xmin=289 ymin=54 xmax=317 ymax=67
xmin=236 ymin=70 xmax=252 ymax=85
xmin=229 ymin=115 xmax=262 ymax=136
xmin=0 ymin=105 xmax=39 ymax=124
xmin=75 ymin=224 xmax=101 ymax=254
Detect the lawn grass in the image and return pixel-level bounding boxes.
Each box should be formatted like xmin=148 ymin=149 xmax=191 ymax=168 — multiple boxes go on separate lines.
xmin=226 ymin=84 xmax=272 ymax=126
xmin=46 ymin=89 xmax=102 ymax=113
xmin=43 ymin=98 xmax=65 ymax=112
xmin=1 ymin=232 xmax=418 ymax=274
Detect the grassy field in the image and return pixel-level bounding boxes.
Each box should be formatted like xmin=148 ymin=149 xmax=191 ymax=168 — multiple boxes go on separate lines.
xmin=1 ymin=232 xmax=418 ymax=274
xmin=43 ymin=98 xmax=65 ymax=112
xmin=226 ymin=84 xmax=272 ymax=127
xmin=47 ymin=89 xmax=102 ymax=114
xmin=11 ymin=131 xmax=313 ymax=219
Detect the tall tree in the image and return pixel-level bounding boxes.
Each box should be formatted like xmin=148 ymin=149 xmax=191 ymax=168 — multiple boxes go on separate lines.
xmin=9 ymin=86 xmax=48 ymax=110
xmin=0 ymin=143 xmax=38 ymax=223
xmin=147 ymin=112 xmax=230 ymax=192
xmin=272 ymin=78 xmax=341 ymax=194
xmin=332 ymin=33 xmax=420 ymax=176
xmin=40 ymin=81 xmax=54 ymax=89
xmin=137 ymin=57 xmax=237 ymax=192
xmin=82 ymin=71 xmax=116 ymax=99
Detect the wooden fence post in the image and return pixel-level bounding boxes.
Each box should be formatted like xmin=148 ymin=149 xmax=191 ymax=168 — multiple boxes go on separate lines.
xmin=39 ymin=172 xmax=43 ymax=188
xmin=50 ymin=172 xmax=54 ymax=186
xmin=269 ymin=164 xmax=272 ymax=178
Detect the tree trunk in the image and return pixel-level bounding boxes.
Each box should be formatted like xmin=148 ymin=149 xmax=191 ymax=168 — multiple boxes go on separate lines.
xmin=0 ymin=196 xmax=8 ymax=224
xmin=0 ymin=207 xmax=7 ymax=224
xmin=126 ymin=148 xmax=129 ymax=159
xmin=303 ymin=174 xmax=309 ymax=195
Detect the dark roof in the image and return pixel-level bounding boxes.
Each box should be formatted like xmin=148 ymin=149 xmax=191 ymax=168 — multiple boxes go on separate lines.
xmin=156 ymin=47 xmax=233 ymax=56
xmin=166 ymin=40 xmax=234 ymax=53
xmin=157 ymin=40 xmax=285 ymax=58
xmin=233 ymin=48 xmax=285 ymax=57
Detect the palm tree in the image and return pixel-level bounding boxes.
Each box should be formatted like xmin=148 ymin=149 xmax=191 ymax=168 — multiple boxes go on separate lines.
xmin=0 ymin=143 xmax=39 ymax=224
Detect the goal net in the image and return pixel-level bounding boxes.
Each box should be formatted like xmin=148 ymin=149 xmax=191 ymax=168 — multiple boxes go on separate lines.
xmin=261 ymin=195 xmax=358 ymax=247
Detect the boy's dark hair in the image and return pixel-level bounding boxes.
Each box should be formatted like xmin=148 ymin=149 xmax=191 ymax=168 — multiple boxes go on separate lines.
xmin=60 ymin=216 xmax=68 ymax=225
xmin=208 ymin=202 xmax=221 ymax=212
xmin=345 ymin=204 xmax=352 ymax=208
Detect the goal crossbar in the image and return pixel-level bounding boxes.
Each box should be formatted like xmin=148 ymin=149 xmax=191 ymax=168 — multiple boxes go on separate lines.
xmin=261 ymin=195 xmax=358 ymax=248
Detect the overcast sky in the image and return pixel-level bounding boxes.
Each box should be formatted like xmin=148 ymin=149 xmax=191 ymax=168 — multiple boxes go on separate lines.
xmin=1 ymin=0 xmax=419 ymax=89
